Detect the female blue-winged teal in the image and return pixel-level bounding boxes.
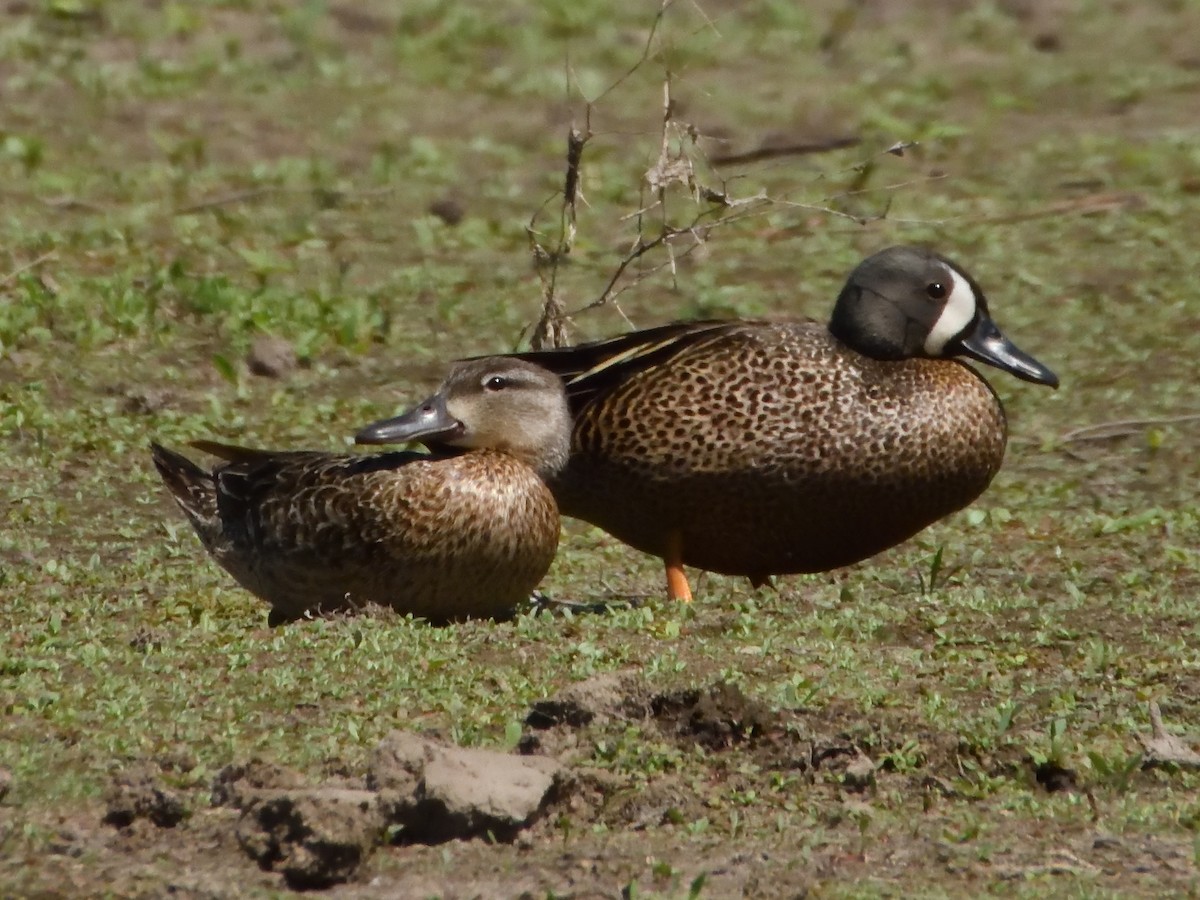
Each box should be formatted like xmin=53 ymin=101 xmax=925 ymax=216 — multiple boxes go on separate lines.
xmin=511 ymin=246 xmax=1059 ymax=601
xmin=151 ymin=358 xmax=570 ymax=625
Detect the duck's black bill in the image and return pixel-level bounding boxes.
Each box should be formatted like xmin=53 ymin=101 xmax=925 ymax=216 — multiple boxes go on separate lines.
xmin=354 ymin=394 xmax=465 ymax=446
xmin=958 ymin=314 xmax=1059 ymax=388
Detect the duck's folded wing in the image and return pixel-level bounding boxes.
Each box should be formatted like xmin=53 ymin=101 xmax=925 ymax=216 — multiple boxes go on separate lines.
xmin=501 ymin=320 xmax=741 ymax=414
xmin=196 ymin=443 xmax=427 ymax=533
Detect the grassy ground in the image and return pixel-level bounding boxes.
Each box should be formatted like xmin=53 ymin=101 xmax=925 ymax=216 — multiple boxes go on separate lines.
xmin=2 ymin=0 xmax=1199 ymax=896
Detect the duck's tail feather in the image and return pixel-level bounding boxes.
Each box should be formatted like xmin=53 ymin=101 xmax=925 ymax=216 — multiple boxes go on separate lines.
xmin=150 ymin=442 xmax=219 ymax=524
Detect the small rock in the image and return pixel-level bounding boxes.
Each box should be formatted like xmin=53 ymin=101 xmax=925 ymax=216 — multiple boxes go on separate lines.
xmin=841 ymin=753 xmax=876 ymax=792
xmin=246 ymin=335 xmax=297 ymax=378
xmin=428 ymin=197 xmax=465 ymax=226
xmin=0 ymin=767 xmax=11 ymax=802
xmin=102 ymin=764 xmax=187 ymax=828
xmin=368 ymin=731 xmax=563 ymax=844
xmin=237 ymin=788 xmax=383 ymax=889
xmin=122 ymin=386 xmax=173 ymax=415
xmin=1032 ymin=31 xmax=1062 ymax=52
xmin=1034 ymin=761 xmax=1078 ymax=793
xmin=1138 ymin=701 xmax=1200 ymax=769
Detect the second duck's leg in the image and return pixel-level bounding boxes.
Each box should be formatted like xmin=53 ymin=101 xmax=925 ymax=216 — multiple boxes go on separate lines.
xmin=664 ymin=529 xmax=693 ymax=602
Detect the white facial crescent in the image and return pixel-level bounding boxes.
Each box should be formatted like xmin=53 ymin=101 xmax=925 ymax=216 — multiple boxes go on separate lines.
xmin=923 ymin=270 xmax=978 ymax=356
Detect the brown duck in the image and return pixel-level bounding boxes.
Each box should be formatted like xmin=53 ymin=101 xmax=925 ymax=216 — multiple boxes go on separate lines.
xmin=512 ymin=245 xmax=1059 ymax=601
xmin=151 ymin=358 xmax=570 ymax=624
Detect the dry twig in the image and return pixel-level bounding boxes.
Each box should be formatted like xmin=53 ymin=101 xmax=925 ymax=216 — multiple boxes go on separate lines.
xmin=0 ymin=251 xmax=56 ymax=288
xmin=522 ymin=0 xmax=930 ymax=345
xmin=527 ymin=127 xmax=588 ymax=350
xmin=710 ymin=135 xmax=860 ymax=167
xmin=175 ymin=186 xmax=394 ymax=216
xmin=1059 ymin=413 xmax=1200 ymax=444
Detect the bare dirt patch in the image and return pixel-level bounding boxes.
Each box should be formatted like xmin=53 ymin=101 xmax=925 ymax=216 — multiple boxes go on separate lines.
xmin=102 ymin=763 xmax=189 ymax=830
xmin=5 ymin=675 xmax=1200 ymax=896
xmin=650 ymin=681 xmax=778 ymax=750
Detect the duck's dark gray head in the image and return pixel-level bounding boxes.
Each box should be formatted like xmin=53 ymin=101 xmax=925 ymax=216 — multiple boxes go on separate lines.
xmin=354 ymin=358 xmax=572 ymax=478
xmin=828 ymin=246 xmax=1059 ymax=388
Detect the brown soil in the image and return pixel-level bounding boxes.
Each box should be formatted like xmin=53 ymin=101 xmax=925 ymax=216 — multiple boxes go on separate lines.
xmin=6 ymin=675 xmax=1194 ymax=897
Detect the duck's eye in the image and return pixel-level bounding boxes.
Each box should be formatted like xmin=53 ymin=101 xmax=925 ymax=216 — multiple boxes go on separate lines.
xmin=484 ymin=375 xmax=509 ymax=391
xmin=926 ymin=281 xmax=948 ymax=300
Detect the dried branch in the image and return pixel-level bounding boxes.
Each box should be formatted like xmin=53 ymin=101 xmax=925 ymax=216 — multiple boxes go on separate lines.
xmin=1059 ymin=413 xmax=1200 ymax=445
xmin=527 ymin=125 xmax=589 ymax=350
xmin=43 ymin=196 xmax=108 ymax=213
xmin=522 ymin=0 xmax=932 ymax=344
xmin=710 ymin=135 xmax=860 ymax=167
xmin=982 ymin=191 xmax=1144 ymax=225
xmin=0 ymin=251 xmax=56 ymax=288
xmin=174 ymin=186 xmax=394 ymax=216
xmin=525 ymin=0 xmax=725 ymax=345
xmin=175 ymin=188 xmax=272 ymax=215
xmin=588 ymin=0 xmax=721 ymax=109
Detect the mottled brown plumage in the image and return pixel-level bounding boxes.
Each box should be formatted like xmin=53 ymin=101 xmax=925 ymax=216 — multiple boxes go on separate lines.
xmin=151 ymin=358 xmax=570 ymax=624
xmin=512 ymin=246 xmax=1059 ymax=597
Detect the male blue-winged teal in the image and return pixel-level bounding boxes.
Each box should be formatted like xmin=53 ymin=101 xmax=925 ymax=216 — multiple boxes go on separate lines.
xmin=511 ymin=245 xmax=1059 ymax=601
xmin=151 ymin=358 xmax=570 ymax=625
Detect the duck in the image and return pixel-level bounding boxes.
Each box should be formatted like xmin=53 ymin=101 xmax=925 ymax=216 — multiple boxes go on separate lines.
xmin=508 ymin=245 xmax=1059 ymax=601
xmin=150 ymin=357 xmax=570 ymax=625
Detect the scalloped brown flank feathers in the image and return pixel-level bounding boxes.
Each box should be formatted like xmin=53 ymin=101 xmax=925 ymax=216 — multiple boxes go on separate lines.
xmin=151 ymin=358 xmax=571 ymax=625
xmin=511 ymin=246 xmax=1059 ymax=601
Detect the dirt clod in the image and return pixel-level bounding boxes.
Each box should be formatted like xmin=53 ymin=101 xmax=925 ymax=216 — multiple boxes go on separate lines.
xmin=102 ymin=765 xmax=188 ymax=829
xmin=237 ymin=788 xmax=382 ymax=889
xmin=841 ymin=753 xmax=877 ymax=792
xmin=428 ymin=197 xmax=465 ymax=225
xmin=1034 ymin=761 xmax=1078 ymax=793
xmin=370 ymin=730 xmax=563 ymax=844
xmin=122 ymin=386 xmax=174 ymax=414
xmin=246 ymin=335 xmax=297 ymax=378
xmin=527 ymin=670 xmax=651 ymax=730
xmin=651 ymin=681 xmax=777 ymax=749
xmin=212 ymin=761 xmax=308 ymax=810
xmin=1032 ymin=31 xmax=1063 ymax=52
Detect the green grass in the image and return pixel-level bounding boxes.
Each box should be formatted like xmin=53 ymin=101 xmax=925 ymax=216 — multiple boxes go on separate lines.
xmin=2 ymin=0 xmax=1200 ymax=895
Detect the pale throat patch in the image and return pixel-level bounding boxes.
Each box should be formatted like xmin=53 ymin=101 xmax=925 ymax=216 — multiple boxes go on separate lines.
xmin=923 ymin=272 xmax=978 ymax=356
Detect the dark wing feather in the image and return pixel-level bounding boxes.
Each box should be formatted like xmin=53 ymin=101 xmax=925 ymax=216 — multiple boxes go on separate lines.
xmin=150 ymin=442 xmax=218 ymax=522
xmin=208 ymin=449 xmax=431 ymax=523
xmin=505 ymin=321 xmax=731 ymax=379
xmin=496 ymin=320 xmax=742 ymax=415
xmin=189 ymin=439 xmax=283 ymax=464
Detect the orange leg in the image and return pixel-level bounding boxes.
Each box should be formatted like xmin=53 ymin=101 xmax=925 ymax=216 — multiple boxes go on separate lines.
xmin=664 ymin=530 xmax=693 ymax=602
